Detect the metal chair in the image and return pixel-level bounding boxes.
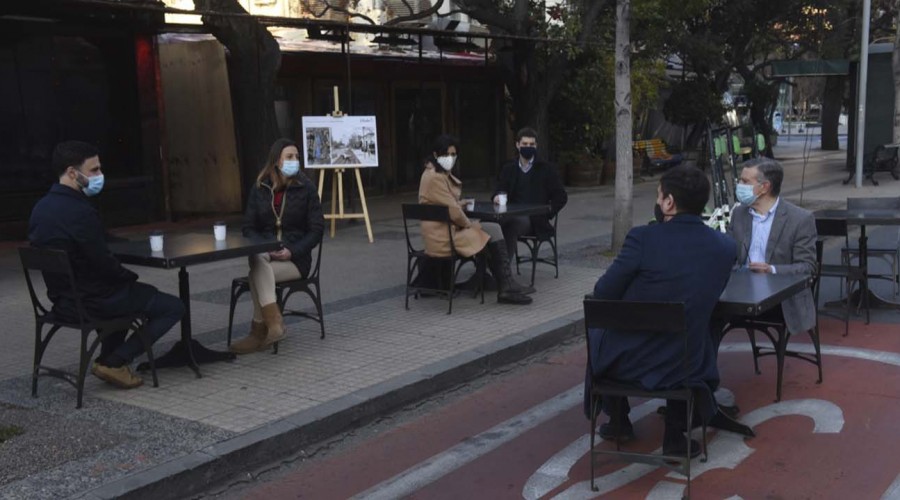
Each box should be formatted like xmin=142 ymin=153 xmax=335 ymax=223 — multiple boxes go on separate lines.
xmin=226 ymin=239 xmax=324 ymax=354
xmin=515 ymin=215 xmax=559 ymax=286
xmin=401 ymin=203 xmax=484 ymax=314
xmin=842 ymin=197 xmax=900 ymax=296
xmin=819 ymin=217 xmax=869 ymax=334
xmin=584 ymin=299 xmax=706 ymax=499
xmin=19 ymin=247 xmax=158 ymax=408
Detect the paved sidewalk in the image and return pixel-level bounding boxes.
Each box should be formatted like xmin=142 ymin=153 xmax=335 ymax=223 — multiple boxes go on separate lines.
xmin=0 ymin=139 xmax=897 ymax=499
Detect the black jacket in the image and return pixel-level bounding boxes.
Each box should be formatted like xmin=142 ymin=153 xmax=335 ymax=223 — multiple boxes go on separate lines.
xmin=494 ymin=158 xmax=568 ymax=238
xmin=28 ymin=183 xmax=138 ymax=314
xmin=242 ymin=174 xmax=325 ymax=277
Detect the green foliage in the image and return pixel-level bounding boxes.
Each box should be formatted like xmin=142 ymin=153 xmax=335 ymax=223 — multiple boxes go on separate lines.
xmin=743 ymin=78 xmax=780 ymax=116
xmin=0 ymin=424 xmax=23 ymax=444
xmin=663 ymin=78 xmax=724 ymax=126
xmin=547 ymin=0 xmax=667 ymax=158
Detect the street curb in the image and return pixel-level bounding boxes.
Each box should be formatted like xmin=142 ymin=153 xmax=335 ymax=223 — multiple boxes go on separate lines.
xmin=80 ymin=310 xmax=585 ymax=500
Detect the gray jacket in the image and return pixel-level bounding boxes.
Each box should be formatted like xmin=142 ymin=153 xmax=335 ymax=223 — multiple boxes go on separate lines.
xmin=727 ymin=199 xmax=818 ymax=334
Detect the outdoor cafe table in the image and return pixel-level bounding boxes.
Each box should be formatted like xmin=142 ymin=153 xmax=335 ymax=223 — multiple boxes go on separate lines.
xmin=814 ymin=208 xmax=900 ymax=311
xmin=109 ymin=232 xmax=282 ymax=377
xmin=464 ymin=201 xmax=550 ymax=222
xmin=460 ymin=201 xmax=551 ymax=290
xmin=711 ymin=271 xmax=811 ymax=437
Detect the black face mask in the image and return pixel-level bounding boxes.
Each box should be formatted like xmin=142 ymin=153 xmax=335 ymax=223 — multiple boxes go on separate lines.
xmin=519 ymin=146 xmax=537 ymax=160
xmin=654 ymin=204 xmax=665 ymax=224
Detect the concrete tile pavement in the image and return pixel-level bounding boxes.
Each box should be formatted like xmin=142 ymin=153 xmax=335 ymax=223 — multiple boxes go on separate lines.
xmin=0 ymin=141 xmax=897 ymax=498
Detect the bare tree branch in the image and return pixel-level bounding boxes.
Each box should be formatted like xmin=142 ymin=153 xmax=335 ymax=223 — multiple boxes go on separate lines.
xmin=299 ymin=0 xmax=377 ymax=25
xmin=400 ymin=0 xmax=415 ymax=16
xmin=436 ymin=9 xmax=466 ymax=18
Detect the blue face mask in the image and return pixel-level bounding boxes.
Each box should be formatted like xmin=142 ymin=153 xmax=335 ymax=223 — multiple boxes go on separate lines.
xmin=735 ymin=182 xmax=758 ymax=206
xmin=77 ymin=171 xmax=105 ymax=197
xmin=281 ymin=159 xmax=300 ymax=177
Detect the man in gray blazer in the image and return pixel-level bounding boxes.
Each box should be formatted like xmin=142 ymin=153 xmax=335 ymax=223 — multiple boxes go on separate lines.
xmin=727 ymin=158 xmax=817 ymax=335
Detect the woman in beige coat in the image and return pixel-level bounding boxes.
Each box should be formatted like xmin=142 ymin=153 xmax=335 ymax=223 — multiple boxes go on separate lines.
xmin=418 ymin=135 xmax=531 ymax=305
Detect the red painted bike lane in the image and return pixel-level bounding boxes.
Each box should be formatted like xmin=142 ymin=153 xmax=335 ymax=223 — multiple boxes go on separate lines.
xmin=238 ymin=317 xmax=900 ymax=499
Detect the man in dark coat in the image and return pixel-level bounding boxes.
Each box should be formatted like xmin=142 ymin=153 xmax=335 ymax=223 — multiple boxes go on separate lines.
xmin=493 ymin=127 xmax=568 ymax=292
xmin=28 ymin=141 xmax=184 ymax=389
xmin=584 ymin=165 xmax=736 ymax=456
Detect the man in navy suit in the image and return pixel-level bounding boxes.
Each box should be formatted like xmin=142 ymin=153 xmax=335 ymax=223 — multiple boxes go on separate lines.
xmin=585 ymin=165 xmax=736 ymax=456
xmin=29 ymin=141 xmax=184 ymax=390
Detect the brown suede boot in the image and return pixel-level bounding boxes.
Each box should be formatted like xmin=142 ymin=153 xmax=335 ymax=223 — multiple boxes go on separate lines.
xmin=260 ymin=303 xmax=285 ymax=348
xmin=229 ymin=320 xmax=266 ymax=354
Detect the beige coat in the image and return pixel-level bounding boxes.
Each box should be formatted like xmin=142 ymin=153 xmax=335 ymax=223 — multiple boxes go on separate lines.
xmin=418 ymin=163 xmax=490 ymax=257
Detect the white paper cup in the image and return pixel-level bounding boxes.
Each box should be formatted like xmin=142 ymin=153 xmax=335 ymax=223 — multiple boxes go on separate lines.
xmin=497 ymin=193 xmax=508 ymax=206
xmin=463 ymin=198 xmax=475 ymax=211
xmin=149 ymin=233 xmax=164 ymax=252
xmin=213 ymin=222 xmax=227 ymax=241
xmin=498 ymin=204 xmax=507 ymax=213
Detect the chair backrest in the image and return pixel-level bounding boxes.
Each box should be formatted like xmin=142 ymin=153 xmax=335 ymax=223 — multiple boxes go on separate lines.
xmin=583 ymin=299 xmax=686 ymax=334
xmin=402 ymin=203 xmax=451 ymax=223
xmin=401 ymin=203 xmax=457 ymax=256
xmin=847 ymin=196 xmax=900 ymax=211
xmin=309 ymin=236 xmax=324 ymax=280
xmin=18 ymin=246 xmax=80 ymax=320
xmin=583 ymin=299 xmax=687 ymax=377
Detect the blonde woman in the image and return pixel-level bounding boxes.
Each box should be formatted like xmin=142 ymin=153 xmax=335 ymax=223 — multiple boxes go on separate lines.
xmin=231 ymin=139 xmax=325 ymax=353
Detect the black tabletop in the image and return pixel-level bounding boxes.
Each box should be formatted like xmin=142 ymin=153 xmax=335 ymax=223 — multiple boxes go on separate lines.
xmin=110 ymin=233 xmax=282 ymax=269
xmin=465 ymin=201 xmax=550 ymax=222
xmin=814 ymin=208 xmax=900 ymax=226
xmin=715 ymin=271 xmax=810 ymax=316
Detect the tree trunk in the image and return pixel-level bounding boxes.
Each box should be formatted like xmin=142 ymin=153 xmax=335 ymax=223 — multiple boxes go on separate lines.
xmin=612 ymin=0 xmax=633 ymax=254
xmin=196 ymin=0 xmax=281 ymax=201
xmin=821 ymin=75 xmax=844 ymax=150
xmin=894 ymin=7 xmax=900 ymax=143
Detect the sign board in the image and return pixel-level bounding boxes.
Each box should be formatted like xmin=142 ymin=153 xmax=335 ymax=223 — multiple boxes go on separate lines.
xmin=302 ymin=115 xmax=379 ymax=169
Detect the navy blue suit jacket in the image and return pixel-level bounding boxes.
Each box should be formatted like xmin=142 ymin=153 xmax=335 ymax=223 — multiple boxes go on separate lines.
xmin=585 ymin=214 xmax=736 ymax=421
xmin=28 ymin=183 xmax=138 ymax=317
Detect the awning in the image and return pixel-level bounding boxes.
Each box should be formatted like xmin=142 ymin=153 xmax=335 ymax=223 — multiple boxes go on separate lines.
xmin=770 ymin=59 xmax=849 ymax=77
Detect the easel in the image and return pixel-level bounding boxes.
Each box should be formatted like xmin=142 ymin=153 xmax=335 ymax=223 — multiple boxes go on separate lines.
xmin=316 ymin=86 xmax=374 ymax=243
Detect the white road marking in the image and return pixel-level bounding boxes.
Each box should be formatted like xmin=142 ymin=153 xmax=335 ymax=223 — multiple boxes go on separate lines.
xmin=646 ymin=480 xmax=689 ymax=500
xmin=719 ymin=342 xmax=900 ymax=367
xmin=550 ymin=399 xmax=843 ymax=499
xmin=351 ymin=385 xmax=583 ymax=500
xmin=882 ymin=472 xmax=900 ymax=499
xmin=355 ymin=342 xmax=893 ymax=499
xmin=522 ymin=399 xmax=662 ymax=500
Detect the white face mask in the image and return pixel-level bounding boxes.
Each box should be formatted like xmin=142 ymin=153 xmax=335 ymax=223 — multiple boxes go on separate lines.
xmin=437 ymin=155 xmax=456 ymax=171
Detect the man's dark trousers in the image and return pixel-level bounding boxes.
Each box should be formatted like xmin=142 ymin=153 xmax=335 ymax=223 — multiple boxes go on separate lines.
xmin=94 ymin=282 xmax=184 ymax=363
xmin=501 ymin=216 xmax=533 ymax=257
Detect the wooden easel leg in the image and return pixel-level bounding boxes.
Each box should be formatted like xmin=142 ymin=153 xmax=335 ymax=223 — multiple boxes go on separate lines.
xmin=354 ymin=168 xmax=374 ymax=243
xmin=338 ymin=168 xmax=345 ymax=218
xmin=317 ymin=170 xmax=325 ymax=200
xmin=330 ymin=170 xmax=338 ymax=238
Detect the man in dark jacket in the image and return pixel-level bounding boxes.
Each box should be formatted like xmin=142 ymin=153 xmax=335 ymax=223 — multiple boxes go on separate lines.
xmin=28 ymin=141 xmax=184 ymax=389
xmin=493 ymin=127 xmax=568 ymax=290
xmin=584 ymin=165 xmax=736 ymax=457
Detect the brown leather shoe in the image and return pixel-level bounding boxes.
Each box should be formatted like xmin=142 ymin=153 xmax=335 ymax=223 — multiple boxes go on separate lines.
xmin=91 ymin=363 xmax=143 ymax=389
xmin=229 ymin=320 xmax=267 ymax=354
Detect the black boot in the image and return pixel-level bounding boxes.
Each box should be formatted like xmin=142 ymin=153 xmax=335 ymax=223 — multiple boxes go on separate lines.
xmin=487 ymin=241 xmax=532 ymax=305
xmin=663 ymin=417 xmax=701 ymax=459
